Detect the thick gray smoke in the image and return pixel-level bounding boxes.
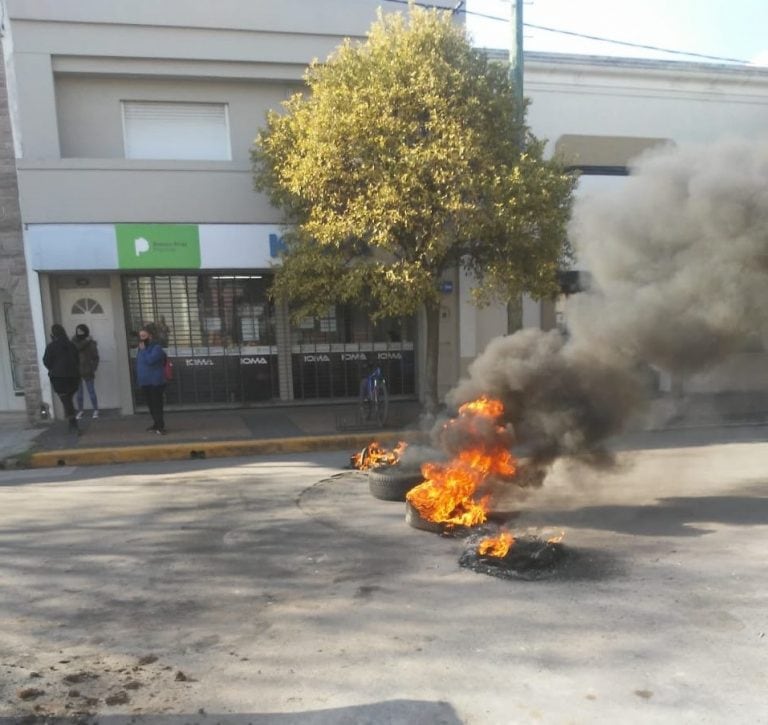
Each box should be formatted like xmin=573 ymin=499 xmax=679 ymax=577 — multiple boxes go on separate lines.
xmin=445 ymin=329 xmax=646 ymax=465
xmin=568 ymin=138 xmax=768 ymax=371
xmin=447 ymin=137 xmax=768 ymax=464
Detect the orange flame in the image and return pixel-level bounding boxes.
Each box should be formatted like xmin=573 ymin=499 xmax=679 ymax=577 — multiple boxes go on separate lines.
xmin=406 ymin=396 xmax=517 ymax=526
xmin=547 ymin=530 xmax=565 ymax=544
xmin=352 ymin=440 xmax=408 ymax=470
xmin=458 ymin=396 xmax=505 ymax=418
xmin=477 ymin=530 xmax=515 ymax=557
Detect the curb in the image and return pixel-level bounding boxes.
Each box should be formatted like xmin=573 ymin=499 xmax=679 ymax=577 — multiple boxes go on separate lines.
xmin=26 ymin=431 xmax=423 ymax=469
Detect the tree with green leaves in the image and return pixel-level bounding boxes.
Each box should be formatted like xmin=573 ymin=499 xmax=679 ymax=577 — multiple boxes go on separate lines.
xmin=252 ymin=5 xmax=575 ymax=413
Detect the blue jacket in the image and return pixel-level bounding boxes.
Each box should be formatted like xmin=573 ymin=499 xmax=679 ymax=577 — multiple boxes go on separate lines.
xmin=136 ymin=341 xmax=166 ymax=387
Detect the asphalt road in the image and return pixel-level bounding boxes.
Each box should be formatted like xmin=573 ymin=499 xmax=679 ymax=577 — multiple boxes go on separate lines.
xmin=0 ymin=434 xmax=766 ymax=724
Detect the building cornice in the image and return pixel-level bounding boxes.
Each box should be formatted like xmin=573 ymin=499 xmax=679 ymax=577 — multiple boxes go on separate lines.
xmin=482 ymin=48 xmax=768 ymax=81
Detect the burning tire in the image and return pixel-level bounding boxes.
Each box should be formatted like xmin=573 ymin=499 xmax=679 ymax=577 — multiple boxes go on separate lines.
xmin=404 ymin=500 xmax=444 ymax=532
xmin=368 ymin=466 xmax=423 ymax=501
xmin=404 ymin=501 xmax=472 ymax=537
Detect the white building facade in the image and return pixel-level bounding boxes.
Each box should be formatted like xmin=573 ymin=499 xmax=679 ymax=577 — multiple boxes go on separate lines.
xmin=462 ymin=52 xmax=768 ymax=394
xmin=3 ymin=0 xmax=462 ymax=416
xmin=3 ymin=1 xmax=768 ymax=416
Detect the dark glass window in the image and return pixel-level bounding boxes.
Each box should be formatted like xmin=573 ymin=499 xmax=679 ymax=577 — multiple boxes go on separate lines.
xmin=122 ymin=274 xmax=279 ymax=406
xmin=290 ymin=304 xmax=416 ymax=400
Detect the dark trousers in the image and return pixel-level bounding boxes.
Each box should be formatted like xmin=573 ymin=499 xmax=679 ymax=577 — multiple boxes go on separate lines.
xmin=142 ymin=385 xmax=166 ymax=431
xmin=57 ymin=392 xmax=76 ymax=420
xmin=51 ymin=377 xmax=78 ymax=423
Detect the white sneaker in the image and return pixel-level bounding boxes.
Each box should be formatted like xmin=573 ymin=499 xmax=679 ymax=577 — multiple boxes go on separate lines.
xmin=75 ymin=410 xmax=84 ymax=420
xmin=92 ymin=410 xmax=99 ymax=419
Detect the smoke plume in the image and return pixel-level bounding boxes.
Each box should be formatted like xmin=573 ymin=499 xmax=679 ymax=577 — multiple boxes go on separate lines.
xmin=447 ymin=137 xmax=768 ymax=464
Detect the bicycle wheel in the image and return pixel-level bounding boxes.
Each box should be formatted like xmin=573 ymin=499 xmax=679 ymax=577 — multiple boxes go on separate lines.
xmin=358 ymin=391 xmax=372 ymax=422
xmin=373 ymin=379 xmax=389 ymax=426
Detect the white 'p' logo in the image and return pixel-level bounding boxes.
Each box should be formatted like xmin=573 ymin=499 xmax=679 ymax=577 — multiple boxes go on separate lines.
xmin=134 ymin=237 xmax=150 ymax=256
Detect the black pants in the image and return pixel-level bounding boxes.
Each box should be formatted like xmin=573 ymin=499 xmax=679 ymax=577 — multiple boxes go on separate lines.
xmin=57 ymin=391 xmax=76 ymax=420
xmin=142 ymin=385 xmax=166 ymax=431
xmin=52 ymin=377 xmax=78 ymax=422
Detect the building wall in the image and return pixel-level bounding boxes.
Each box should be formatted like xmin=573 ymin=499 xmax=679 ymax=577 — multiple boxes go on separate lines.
xmin=56 ymin=76 xmax=295 ymax=161
xmin=0 ymin=38 xmax=41 ymax=418
xmin=463 ymin=54 xmax=768 ymax=391
xmin=16 ymin=161 xmax=280 ymax=225
xmin=8 ymin=1 xmax=768 ymax=406
xmin=14 ymin=75 xmax=301 ymax=224
xmin=4 ymin=0 xmax=456 ymax=413
xmin=525 ymin=54 xmax=768 ymax=149
xmin=8 ymin=0 xmax=454 ymax=225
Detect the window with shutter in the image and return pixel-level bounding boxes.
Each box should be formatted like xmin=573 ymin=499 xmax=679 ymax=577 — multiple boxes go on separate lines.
xmin=122 ymin=101 xmax=231 ymax=161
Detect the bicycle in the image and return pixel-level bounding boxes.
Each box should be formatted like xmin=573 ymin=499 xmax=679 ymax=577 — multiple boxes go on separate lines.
xmin=359 ymin=366 xmax=389 ymax=426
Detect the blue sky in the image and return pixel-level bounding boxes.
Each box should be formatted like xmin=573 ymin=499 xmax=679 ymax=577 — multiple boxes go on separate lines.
xmin=466 ymin=0 xmax=768 ymax=65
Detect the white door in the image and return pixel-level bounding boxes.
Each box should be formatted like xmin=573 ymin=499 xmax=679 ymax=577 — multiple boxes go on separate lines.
xmin=60 ymin=289 xmax=120 ymax=409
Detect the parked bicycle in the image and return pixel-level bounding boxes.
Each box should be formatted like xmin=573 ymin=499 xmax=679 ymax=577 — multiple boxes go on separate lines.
xmin=359 ymin=366 xmax=389 ymax=426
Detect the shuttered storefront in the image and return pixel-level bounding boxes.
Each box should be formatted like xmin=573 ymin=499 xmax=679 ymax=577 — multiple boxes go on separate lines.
xmin=123 ymin=274 xmax=279 ymax=406
xmin=122 ymin=273 xmax=415 ymax=407
xmin=290 ymin=305 xmax=415 ymax=400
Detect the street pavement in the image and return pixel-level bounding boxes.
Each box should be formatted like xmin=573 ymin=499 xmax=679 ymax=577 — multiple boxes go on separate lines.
xmin=0 ymin=431 xmax=766 ymax=724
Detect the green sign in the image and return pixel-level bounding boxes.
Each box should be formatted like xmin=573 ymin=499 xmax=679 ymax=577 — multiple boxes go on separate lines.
xmin=116 ymin=224 xmax=201 ymax=269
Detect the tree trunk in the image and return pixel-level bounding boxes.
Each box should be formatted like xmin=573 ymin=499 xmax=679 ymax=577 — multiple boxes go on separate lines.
xmin=423 ymin=301 xmax=441 ymax=416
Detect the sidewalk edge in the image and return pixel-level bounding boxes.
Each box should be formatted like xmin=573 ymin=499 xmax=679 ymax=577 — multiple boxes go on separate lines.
xmin=26 ymin=431 xmax=425 ymax=468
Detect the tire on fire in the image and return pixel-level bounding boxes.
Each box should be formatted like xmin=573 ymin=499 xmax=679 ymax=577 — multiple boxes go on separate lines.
xmin=404 ymin=501 xmax=473 ymax=537
xmin=404 ymin=500 xmax=445 ymax=532
xmin=368 ymin=466 xmax=423 ymax=501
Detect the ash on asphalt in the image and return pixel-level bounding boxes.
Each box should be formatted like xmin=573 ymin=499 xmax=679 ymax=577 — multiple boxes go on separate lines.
xmin=459 ymin=533 xmax=567 ymax=581
xmin=457 ymin=527 xmax=623 ymax=583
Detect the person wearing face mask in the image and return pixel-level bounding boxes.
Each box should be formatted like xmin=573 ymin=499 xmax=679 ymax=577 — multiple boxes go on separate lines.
xmin=42 ymin=323 xmax=81 ymax=433
xmin=136 ymin=324 xmax=167 ymax=434
xmin=72 ymin=323 xmax=100 ymax=419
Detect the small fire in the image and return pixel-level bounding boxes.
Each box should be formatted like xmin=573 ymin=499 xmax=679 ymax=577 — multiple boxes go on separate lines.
xmin=459 ymin=396 xmax=505 ymax=418
xmin=547 ymin=530 xmax=565 ymax=544
xmin=477 ymin=530 xmax=515 ymax=558
xmin=406 ymin=395 xmax=517 ymax=527
xmin=352 ymin=440 xmax=408 ymax=470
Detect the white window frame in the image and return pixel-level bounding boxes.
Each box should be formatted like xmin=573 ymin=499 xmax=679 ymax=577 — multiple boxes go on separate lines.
xmin=121 ymin=100 xmax=232 ymax=161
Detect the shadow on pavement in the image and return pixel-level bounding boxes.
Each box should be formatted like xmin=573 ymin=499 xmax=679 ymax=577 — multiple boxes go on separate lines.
xmin=544 ymin=493 xmax=768 ymax=537
xmin=1 ymin=699 xmax=462 ymax=724
xmin=0 ymin=450 xmax=352 ymax=486
xmin=608 ymin=424 xmax=768 ymax=452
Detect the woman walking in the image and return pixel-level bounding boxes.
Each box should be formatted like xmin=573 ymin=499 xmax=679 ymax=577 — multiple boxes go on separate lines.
xmin=136 ymin=324 xmax=167 ymax=434
xmin=72 ymin=323 xmax=100 ymax=419
xmin=43 ymin=323 xmax=81 ymax=433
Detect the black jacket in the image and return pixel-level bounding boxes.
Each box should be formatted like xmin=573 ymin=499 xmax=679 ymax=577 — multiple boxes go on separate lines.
xmin=72 ymin=336 xmax=99 ymax=379
xmin=43 ymin=336 xmax=80 ymax=393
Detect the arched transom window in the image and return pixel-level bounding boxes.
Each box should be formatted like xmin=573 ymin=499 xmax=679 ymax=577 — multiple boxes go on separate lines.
xmin=71 ymin=297 xmax=104 ymax=314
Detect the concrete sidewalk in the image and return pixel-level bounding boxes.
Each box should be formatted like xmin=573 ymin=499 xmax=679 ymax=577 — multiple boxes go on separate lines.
xmin=4 ymin=391 xmax=768 ymax=470
xmin=1 ymin=400 xmax=426 ymax=469
xmin=0 ymin=413 xmax=45 ymax=463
